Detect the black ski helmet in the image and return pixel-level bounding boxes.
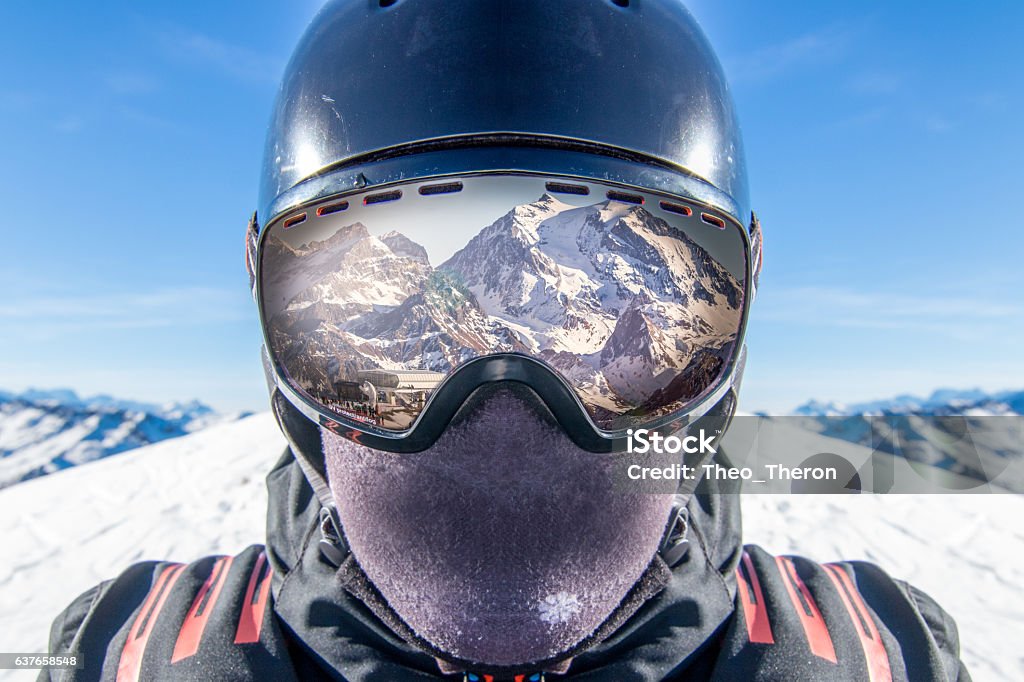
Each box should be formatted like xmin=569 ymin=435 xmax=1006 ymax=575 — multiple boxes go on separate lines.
xmin=248 ymin=0 xmax=762 ymax=462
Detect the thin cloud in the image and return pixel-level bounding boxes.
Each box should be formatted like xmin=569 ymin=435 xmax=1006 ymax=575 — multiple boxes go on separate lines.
xmin=843 ymin=72 xmax=960 ymax=134
xmin=725 ymin=25 xmax=852 ymax=83
xmin=827 ymin=106 xmax=889 ymax=131
xmin=847 ymin=71 xmax=906 ymax=95
xmin=0 ymin=286 xmax=250 ymax=338
xmin=924 ymin=116 xmax=954 ymax=134
xmin=157 ymin=25 xmax=284 ymax=84
xmin=0 ymin=89 xmax=38 ymax=112
xmin=103 ymin=71 xmax=160 ymax=95
xmin=967 ymin=91 xmax=1007 ymax=113
xmin=54 ymin=115 xmax=85 ymax=134
xmin=755 ymin=286 xmax=1023 ymax=341
xmin=117 ymin=106 xmax=184 ymax=133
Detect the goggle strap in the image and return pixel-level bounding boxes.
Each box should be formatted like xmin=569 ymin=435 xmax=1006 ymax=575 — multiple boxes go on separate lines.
xmin=270 ymin=388 xmax=343 ymax=543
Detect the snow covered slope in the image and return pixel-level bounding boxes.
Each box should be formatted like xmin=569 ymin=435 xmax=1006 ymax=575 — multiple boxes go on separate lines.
xmin=0 ymin=413 xmax=1020 ymax=680
xmin=743 ymin=495 xmax=1023 ymax=682
xmin=0 ymin=412 xmax=282 ymax=681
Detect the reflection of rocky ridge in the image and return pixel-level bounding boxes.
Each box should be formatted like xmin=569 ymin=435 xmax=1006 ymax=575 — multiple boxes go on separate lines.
xmin=639 ymin=350 xmax=728 ymax=414
xmin=263 ymin=194 xmax=743 ymax=425
xmin=380 ymin=230 xmax=429 ymax=264
xmin=263 ymin=223 xmax=430 ymax=320
xmin=599 ymin=294 xmax=681 ymax=403
xmin=349 ymin=271 xmax=529 ymax=372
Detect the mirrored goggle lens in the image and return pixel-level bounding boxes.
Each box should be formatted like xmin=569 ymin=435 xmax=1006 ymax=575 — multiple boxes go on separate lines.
xmin=259 ymin=175 xmax=746 ymax=433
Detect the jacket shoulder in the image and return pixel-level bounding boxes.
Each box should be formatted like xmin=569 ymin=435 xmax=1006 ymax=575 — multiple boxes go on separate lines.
xmin=712 ymin=544 xmax=970 ymax=681
xmin=43 ymin=545 xmax=304 ymax=682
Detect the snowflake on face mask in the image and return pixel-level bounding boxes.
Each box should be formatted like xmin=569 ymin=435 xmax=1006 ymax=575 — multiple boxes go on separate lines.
xmin=538 ymin=591 xmax=582 ymax=625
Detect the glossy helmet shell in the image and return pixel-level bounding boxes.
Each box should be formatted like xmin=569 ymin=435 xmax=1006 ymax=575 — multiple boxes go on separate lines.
xmin=259 ymin=0 xmax=749 ymax=227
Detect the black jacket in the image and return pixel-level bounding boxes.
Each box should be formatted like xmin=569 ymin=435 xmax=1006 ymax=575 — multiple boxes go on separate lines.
xmin=43 ymin=447 xmax=970 ymax=681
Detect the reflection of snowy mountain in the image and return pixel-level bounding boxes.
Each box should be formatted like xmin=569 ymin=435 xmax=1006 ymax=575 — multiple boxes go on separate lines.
xmin=0 ymin=390 xmax=246 ymax=489
xmin=441 ymin=194 xmax=741 ymax=415
xmin=264 ymin=223 xmax=433 ymax=396
xmin=348 ymin=270 xmax=530 ymax=371
xmin=263 ymin=223 xmax=430 ymax=320
xmin=443 ymin=194 xmax=739 ymax=353
xmin=265 ymin=195 xmax=742 ymax=426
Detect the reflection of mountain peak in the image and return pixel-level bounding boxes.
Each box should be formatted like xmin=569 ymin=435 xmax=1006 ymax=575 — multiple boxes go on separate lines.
xmin=506 ymin=193 xmax=569 ymax=223
xmin=535 ymin=192 xmax=563 ymax=207
xmin=380 ymin=231 xmax=430 ymax=264
xmin=288 ymin=223 xmax=431 ymax=267
xmin=264 ymin=233 xmax=301 ymax=259
xmin=302 ymin=222 xmax=371 ymax=252
xmin=601 ymin=296 xmax=672 ymax=366
xmin=440 ymin=193 xmax=742 ymax=355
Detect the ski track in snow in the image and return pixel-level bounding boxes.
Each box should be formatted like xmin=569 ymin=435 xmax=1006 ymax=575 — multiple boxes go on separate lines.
xmin=0 ymin=414 xmax=1020 ymax=681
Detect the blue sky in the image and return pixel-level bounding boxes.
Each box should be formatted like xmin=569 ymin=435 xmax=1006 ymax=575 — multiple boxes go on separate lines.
xmin=1 ymin=1 xmax=1021 ymax=413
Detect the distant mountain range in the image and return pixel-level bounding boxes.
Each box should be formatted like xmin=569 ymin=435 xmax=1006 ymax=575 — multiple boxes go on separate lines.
xmin=2 ymin=384 xmax=1018 ymax=494
xmin=792 ymin=388 xmax=1024 ymax=416
xmin=779 ymin=388 xmax=1024 ymax=493
xmin=0 ymin=389 xmax=249 ymax=489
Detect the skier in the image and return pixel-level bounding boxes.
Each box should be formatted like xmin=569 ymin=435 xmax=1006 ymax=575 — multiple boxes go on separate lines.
xmin=43 ymin=1 xmax=969 ymax=680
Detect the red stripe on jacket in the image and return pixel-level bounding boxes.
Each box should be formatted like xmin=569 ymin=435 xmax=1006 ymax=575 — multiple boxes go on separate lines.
xmin=171 ymin=556 xmax=234 ymax=663
xmin=234 ymin=551 xmax=273 ymax=644
xmin=775 ymin=556 xmax=837 ymax=663
xmin=825 ymin=564 xmax=893 ymax=682
xmin=736 ymin=550 xmax=775 ymax=644
xmin=116 ymin=563 xmax=185 ymax=682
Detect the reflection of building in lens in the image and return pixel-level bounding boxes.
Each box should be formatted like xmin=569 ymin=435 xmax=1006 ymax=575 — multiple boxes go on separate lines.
xmin=332 ymin=381 xmax=367 ymax=402
xmin=356 ymin=369 xmax=445 ymax=414
xmin=325 ymin=370 xmax=445 ymax=429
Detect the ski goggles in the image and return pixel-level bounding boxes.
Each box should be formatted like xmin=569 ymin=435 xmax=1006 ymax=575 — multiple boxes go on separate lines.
xmin=249 ymin=173 xmax=756 ymax=452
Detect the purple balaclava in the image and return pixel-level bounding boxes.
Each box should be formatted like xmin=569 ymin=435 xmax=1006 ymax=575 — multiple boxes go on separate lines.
xmin=322 ymin=386 xmax=677 ymax=668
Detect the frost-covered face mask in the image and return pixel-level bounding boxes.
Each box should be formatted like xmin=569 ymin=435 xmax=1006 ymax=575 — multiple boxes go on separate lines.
xmin=322 ymin=385 xmax=678 ymax=669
